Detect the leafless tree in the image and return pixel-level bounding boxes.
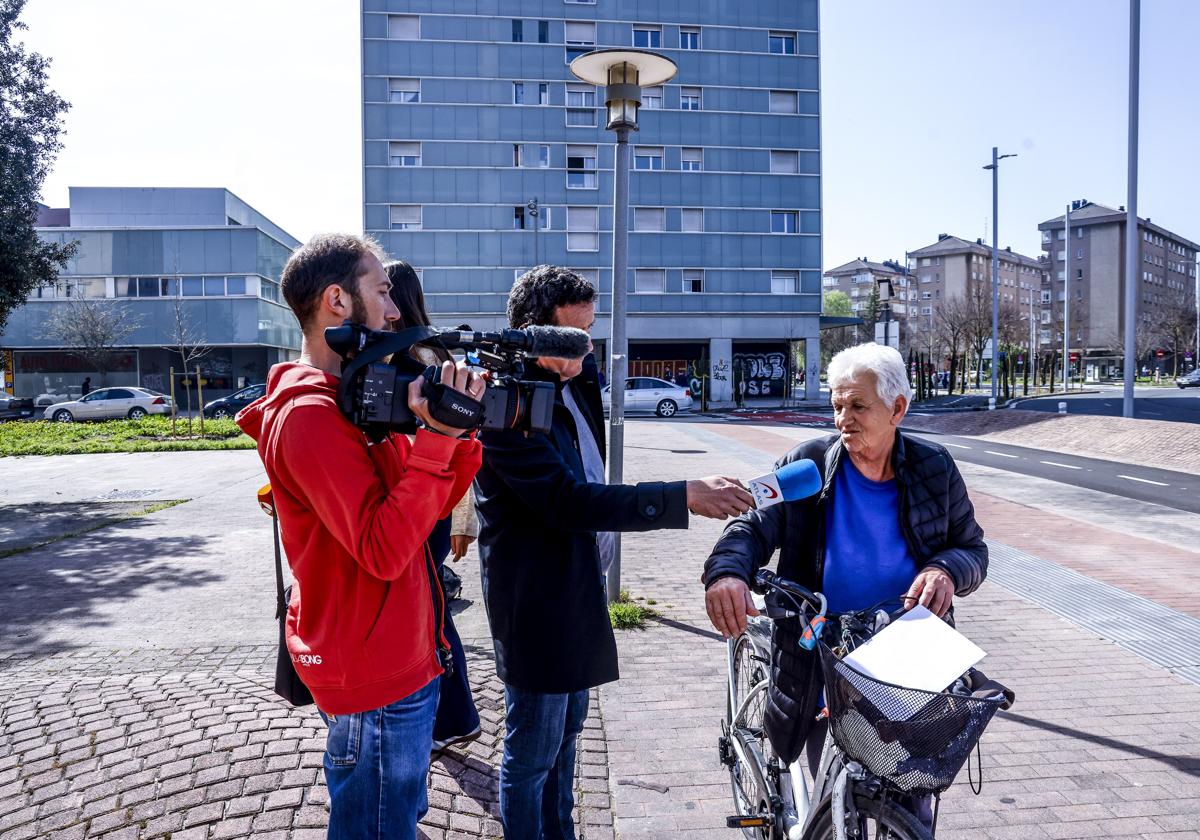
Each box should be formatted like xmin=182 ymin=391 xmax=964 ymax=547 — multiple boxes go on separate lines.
xmin=166 ymin=297 xmax=211 ymax=427
xmin=1154 ymin=290 xmax=1197 ymax=377
xmin=935 ymin=296 xmax=971 ymax=393
xmin=47 ymin=297 xmax=141 ymax=386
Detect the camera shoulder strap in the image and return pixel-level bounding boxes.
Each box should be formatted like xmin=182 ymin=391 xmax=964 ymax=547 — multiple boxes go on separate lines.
xmin=272 ymin=507 xmax=287 ymax=620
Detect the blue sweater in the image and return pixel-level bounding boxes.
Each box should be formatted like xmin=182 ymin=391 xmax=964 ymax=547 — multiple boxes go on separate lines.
xmin=822 ymin=456 xmax=918 ymax=613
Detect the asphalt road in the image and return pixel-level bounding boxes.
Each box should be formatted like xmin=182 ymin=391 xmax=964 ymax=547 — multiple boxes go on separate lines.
xmin=899 ymin=428 xmax=1199 ymax=514
xmin=1015 ymin=384 xmax=1200 ymax=423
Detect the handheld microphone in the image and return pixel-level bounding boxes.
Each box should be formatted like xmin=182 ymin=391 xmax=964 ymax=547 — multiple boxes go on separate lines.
xmin=748 ymin=459 xmax=822 ymax=509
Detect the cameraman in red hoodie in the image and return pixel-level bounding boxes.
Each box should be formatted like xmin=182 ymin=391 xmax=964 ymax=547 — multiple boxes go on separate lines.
xmin=237 ymin=234 xmax=483 ymax=840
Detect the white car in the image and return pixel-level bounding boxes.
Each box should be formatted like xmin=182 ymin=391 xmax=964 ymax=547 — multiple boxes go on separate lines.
xmin=601 ymin=377 xmax=694 ymax=417
xmin=44 ymin=387 xmax=174 ymax=422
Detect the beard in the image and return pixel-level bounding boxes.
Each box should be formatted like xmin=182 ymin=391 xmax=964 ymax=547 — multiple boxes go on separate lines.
xmin=349 ymin=290 xmax=371 ymax=327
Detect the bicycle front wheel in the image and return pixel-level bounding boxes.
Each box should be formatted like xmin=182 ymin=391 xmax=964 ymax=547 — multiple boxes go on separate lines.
xmin=802 ymin=792 xmax=933 ymax=840
xmin=725 ymin=634 xmax=776 ymax=839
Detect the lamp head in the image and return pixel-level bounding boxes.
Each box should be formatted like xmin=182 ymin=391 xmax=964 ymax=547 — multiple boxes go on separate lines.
xmin=569 ymin=48 xmax=678 ymax=131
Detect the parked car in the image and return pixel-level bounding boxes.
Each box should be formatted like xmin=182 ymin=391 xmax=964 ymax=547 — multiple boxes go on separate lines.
xmin=1177 ymin=370 xmax=1200 ymax=389
xmin=44 ymin=387 xmax=173 ymax=422
xmin=0 ymin=395 xmax=36 ymax=422
xmin=203 ymin=383 xmax=266 ymax=419
xmin=601 ymin=377 xmax=694 ymax=417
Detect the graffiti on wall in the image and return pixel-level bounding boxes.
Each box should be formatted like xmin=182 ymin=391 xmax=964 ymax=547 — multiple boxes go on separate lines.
xmin=733 ymin=352 xmax=787 ymax=397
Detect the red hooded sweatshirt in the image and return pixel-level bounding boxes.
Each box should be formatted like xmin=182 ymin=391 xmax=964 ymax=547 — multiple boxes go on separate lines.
xmin=237 ymin=362 xmax=482 ymax=714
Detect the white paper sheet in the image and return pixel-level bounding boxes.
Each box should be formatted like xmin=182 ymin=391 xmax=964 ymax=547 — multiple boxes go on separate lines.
xmin=841 ymin=605 xmax=986 ymax=694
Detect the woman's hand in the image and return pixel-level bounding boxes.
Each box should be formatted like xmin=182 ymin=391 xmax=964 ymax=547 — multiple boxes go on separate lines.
xmin=449 ymin=534 xmax=475 ymax=562
xmin=903 ymin=567 xmax=955 ymax=617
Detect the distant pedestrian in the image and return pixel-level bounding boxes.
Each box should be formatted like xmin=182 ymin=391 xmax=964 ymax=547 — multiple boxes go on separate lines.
xmin=81 ymin=377 xmax=91 ymax=396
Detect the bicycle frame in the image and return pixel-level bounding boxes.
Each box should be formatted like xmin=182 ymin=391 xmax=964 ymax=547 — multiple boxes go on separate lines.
xmin=727 ymin=631 xmax=848 ymax=840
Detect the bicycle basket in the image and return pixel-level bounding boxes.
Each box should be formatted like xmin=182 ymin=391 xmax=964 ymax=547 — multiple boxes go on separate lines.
xmin=818 ymin=643 xmax=1003 ymax=794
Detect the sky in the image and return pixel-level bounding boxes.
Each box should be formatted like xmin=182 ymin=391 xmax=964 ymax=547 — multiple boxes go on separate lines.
xmin=18 ymin=0 xmax=1200 ymax=270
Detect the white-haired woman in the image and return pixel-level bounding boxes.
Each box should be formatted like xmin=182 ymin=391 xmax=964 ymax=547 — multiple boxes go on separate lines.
xmin=701 ymin=342 xmax=987 ymax=782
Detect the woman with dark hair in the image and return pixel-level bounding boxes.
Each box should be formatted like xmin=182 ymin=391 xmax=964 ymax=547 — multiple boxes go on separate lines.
xmin=384 ymin=260 xmax=482 ymax=754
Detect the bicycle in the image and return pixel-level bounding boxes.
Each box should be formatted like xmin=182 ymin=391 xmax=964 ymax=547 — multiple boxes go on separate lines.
xmin=718 ymin=569 xmax=1014 ymax=840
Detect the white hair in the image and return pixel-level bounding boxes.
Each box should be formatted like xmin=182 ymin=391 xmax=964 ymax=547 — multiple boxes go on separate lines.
xmin=827 ymin=343 xmax=912 ymax=406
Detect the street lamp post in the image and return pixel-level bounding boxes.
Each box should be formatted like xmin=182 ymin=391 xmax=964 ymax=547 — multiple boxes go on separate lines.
xmin=983 ymin=147 xmax=1017 ymax=402
xmin=527 ymin=197 xmax=540 ymax=266
xmin=571 ymin=48 xmax=677 ymax=604
xmin=1122 ymin=0 xmax=1141 ymax=417
xmin=1063 ymin=203 xmax=1071 ymax=391
xmin=876 ymin=276 xmax=893 ymax=349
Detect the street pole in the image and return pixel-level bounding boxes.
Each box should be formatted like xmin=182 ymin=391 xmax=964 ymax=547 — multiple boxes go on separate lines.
xmin=1063 ymin=204 xmax=1071 ymax=391
xmin=1122 ymin=0 xmax=1140 ymax=418
xmin=528 ymin=197 xmax=540 ymax=266
xmin=1194 ymin=255 xmax=1199 ymax=370
xmin=606 ymin=126 xmax=631 ymax=603
xmin=990 ymin=147 xmax=999 ymax=401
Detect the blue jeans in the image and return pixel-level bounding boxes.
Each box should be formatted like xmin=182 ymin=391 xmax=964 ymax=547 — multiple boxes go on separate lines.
xmin=499 ymin=685 xmax=590 ymax=840
xmin=319 ymin=677 xmax=440 ymax=840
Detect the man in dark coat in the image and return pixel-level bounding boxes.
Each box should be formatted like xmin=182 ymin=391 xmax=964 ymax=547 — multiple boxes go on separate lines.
xmin=476 ymin=265 xmax=754 ymax=840
xmin=703 ymin=342 xmax=988 ymax=773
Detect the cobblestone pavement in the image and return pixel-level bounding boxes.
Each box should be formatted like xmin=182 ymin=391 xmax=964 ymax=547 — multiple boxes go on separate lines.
xmin=4 ymin=420 xmax=1200 ymax=839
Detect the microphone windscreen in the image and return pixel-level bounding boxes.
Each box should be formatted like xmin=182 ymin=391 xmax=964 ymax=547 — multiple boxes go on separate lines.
xmin=525 ymin=325 xmax=592 ymax=359
xmin=776 ymin=459 xmax=822 ymax=502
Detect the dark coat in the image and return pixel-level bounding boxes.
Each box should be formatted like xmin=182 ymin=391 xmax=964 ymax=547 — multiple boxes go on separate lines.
xmin=476 ymin=356 xmax=689 ymax=693
xmin=702 ymin=431 xmax=987 ymax=764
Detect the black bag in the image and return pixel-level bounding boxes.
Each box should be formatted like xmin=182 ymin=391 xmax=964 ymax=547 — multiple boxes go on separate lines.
xmin=267 ymin=495 xmax=314 ymax=707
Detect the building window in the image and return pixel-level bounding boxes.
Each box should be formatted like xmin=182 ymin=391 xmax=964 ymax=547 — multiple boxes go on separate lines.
xmin=565 ymin=21 xmax=595 ymax=62
xmin=389 ymin=142 xmax=420 ymax=167
xmin=513 ymin=206 xmax=527 ymax=229
xmin=634 ymin=269 xmax=665 ymax=293
xmin=771 ymin=210 xmax=798 ymax=234
xmin=389 ymin=205 xmax=422 ymax=230
xmin=769 ymin=90 xmax=799 ymax=114
xmin=680 ymin=86 xmax=701 ymax=110
xmin=681 ymin=208 xmax=703 ymax=232
xmin=1076 ymin=248 xmax=1083 ymax=259
xmin=515 ymin=82 xmax=547 ymax=105
xmin=538 ymin=144 xmax=550 ymax=168
xmin=642 ymin=86 xmax=663 ymax=109
xmin=388 ymin=78 xmax=420 ymax=103
xmin=683 ymin=269 xmax=703 ymax=293
xmin=634 ymin=207 xmax=665 ymax=232
xmin=769 ymin=31 xmax=796 ymax=54
xmin=634 ymin=146 xmax=664 ymax=170
xmin=538 ymin=20 xmax=549 ymax=43
xmin=680 ymin=147 xmax=702 ymax=171
xmin=566 ymin=83 xmax=596 ymax=125
xmin=633 ymin=27 xmax=661 ymax=48
xmin=771 ymin=271 xmax=799 ymax=294
xmin=680 ymin=27 xmax=700 ymax=50
xmin=567 ymin=206 xmax=599 ymax=251
xmin=769 ymin=150 xmax=799 ymax=173
xmin=512 ymin=19 xmax=523 ymax=42
xmin=567 ymin=145 xmax=597 ymax=188
xmin=387 ymin=14 xmax=419 ymax=39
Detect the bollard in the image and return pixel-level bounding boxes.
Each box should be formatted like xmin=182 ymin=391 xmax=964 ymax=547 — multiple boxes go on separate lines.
xmin=988 ymin=397 xmax=996 ymax=411
xmin=1058 ymin=401 xmax=1067 ymax=415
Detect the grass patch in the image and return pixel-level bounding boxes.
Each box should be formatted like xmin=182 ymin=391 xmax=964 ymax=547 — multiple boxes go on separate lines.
xmin=608 ymin=588 xmax=659 ymax=630
xmin=0 ymin=416 xmax=255 ymax=457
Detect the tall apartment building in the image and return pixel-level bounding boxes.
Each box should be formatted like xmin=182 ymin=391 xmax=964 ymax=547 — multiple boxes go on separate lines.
xmin=906 ymin=233 xmax=1043 ymax=318
xmin=360 ymin=1 xmax=823 ymax=403
xmin=1038 ymin=200 xmax=1198 ymax=379
xmin=0 ymin=187 xmax=299 ymax=399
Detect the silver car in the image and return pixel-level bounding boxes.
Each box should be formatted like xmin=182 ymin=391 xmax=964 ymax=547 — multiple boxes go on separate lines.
xmin=44 ymin=387 xmax=174 ymax=422
xmin=601 ymin=377 xmax=695 ymax=417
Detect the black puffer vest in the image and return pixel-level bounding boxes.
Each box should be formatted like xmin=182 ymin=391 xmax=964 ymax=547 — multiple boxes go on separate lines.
xmin=703 ymin=431 xmax=987 ymax=764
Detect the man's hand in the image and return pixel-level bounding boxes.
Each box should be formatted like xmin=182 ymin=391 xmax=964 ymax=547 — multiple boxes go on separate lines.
xmin=408 ymin=360 xmax=486 ymax=438
xmin=705 ymin=576 xmax=760 ymax=639
xmin=449 ymin=534 xmax=474 ymax=561
xmin=903 ymin=566 xmax=955 ymax=617
xmin=686 ymin=476 xmax=755 ymax=520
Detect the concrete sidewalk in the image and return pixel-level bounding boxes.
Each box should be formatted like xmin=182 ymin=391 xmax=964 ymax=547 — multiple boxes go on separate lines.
xmin=2 ymin=423 xmax=1200 ymax=839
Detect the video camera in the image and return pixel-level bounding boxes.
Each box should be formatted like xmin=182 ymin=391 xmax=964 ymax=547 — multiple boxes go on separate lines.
xmin=325 ymin=322 xmax=591 ymax=437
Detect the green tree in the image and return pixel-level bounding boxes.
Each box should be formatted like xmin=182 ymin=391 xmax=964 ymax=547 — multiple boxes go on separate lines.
xmin=0 ymin=0 xmax=76 ymax=334
xmin=823 ymin=289 xmax=852 ymax=316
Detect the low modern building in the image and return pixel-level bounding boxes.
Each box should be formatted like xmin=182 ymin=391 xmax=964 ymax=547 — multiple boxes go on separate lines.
xmin=1 ymin=187 xmax=300 ymax=401
xmin=1038 ymin=200 xmax=1198 ymax=379
xmin=360 ymin=0 xmax=825 ymax=403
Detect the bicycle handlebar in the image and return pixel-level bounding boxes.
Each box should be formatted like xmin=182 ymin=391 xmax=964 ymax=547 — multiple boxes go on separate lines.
xmin=753 ymin=569 xmax=829 ymax=650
